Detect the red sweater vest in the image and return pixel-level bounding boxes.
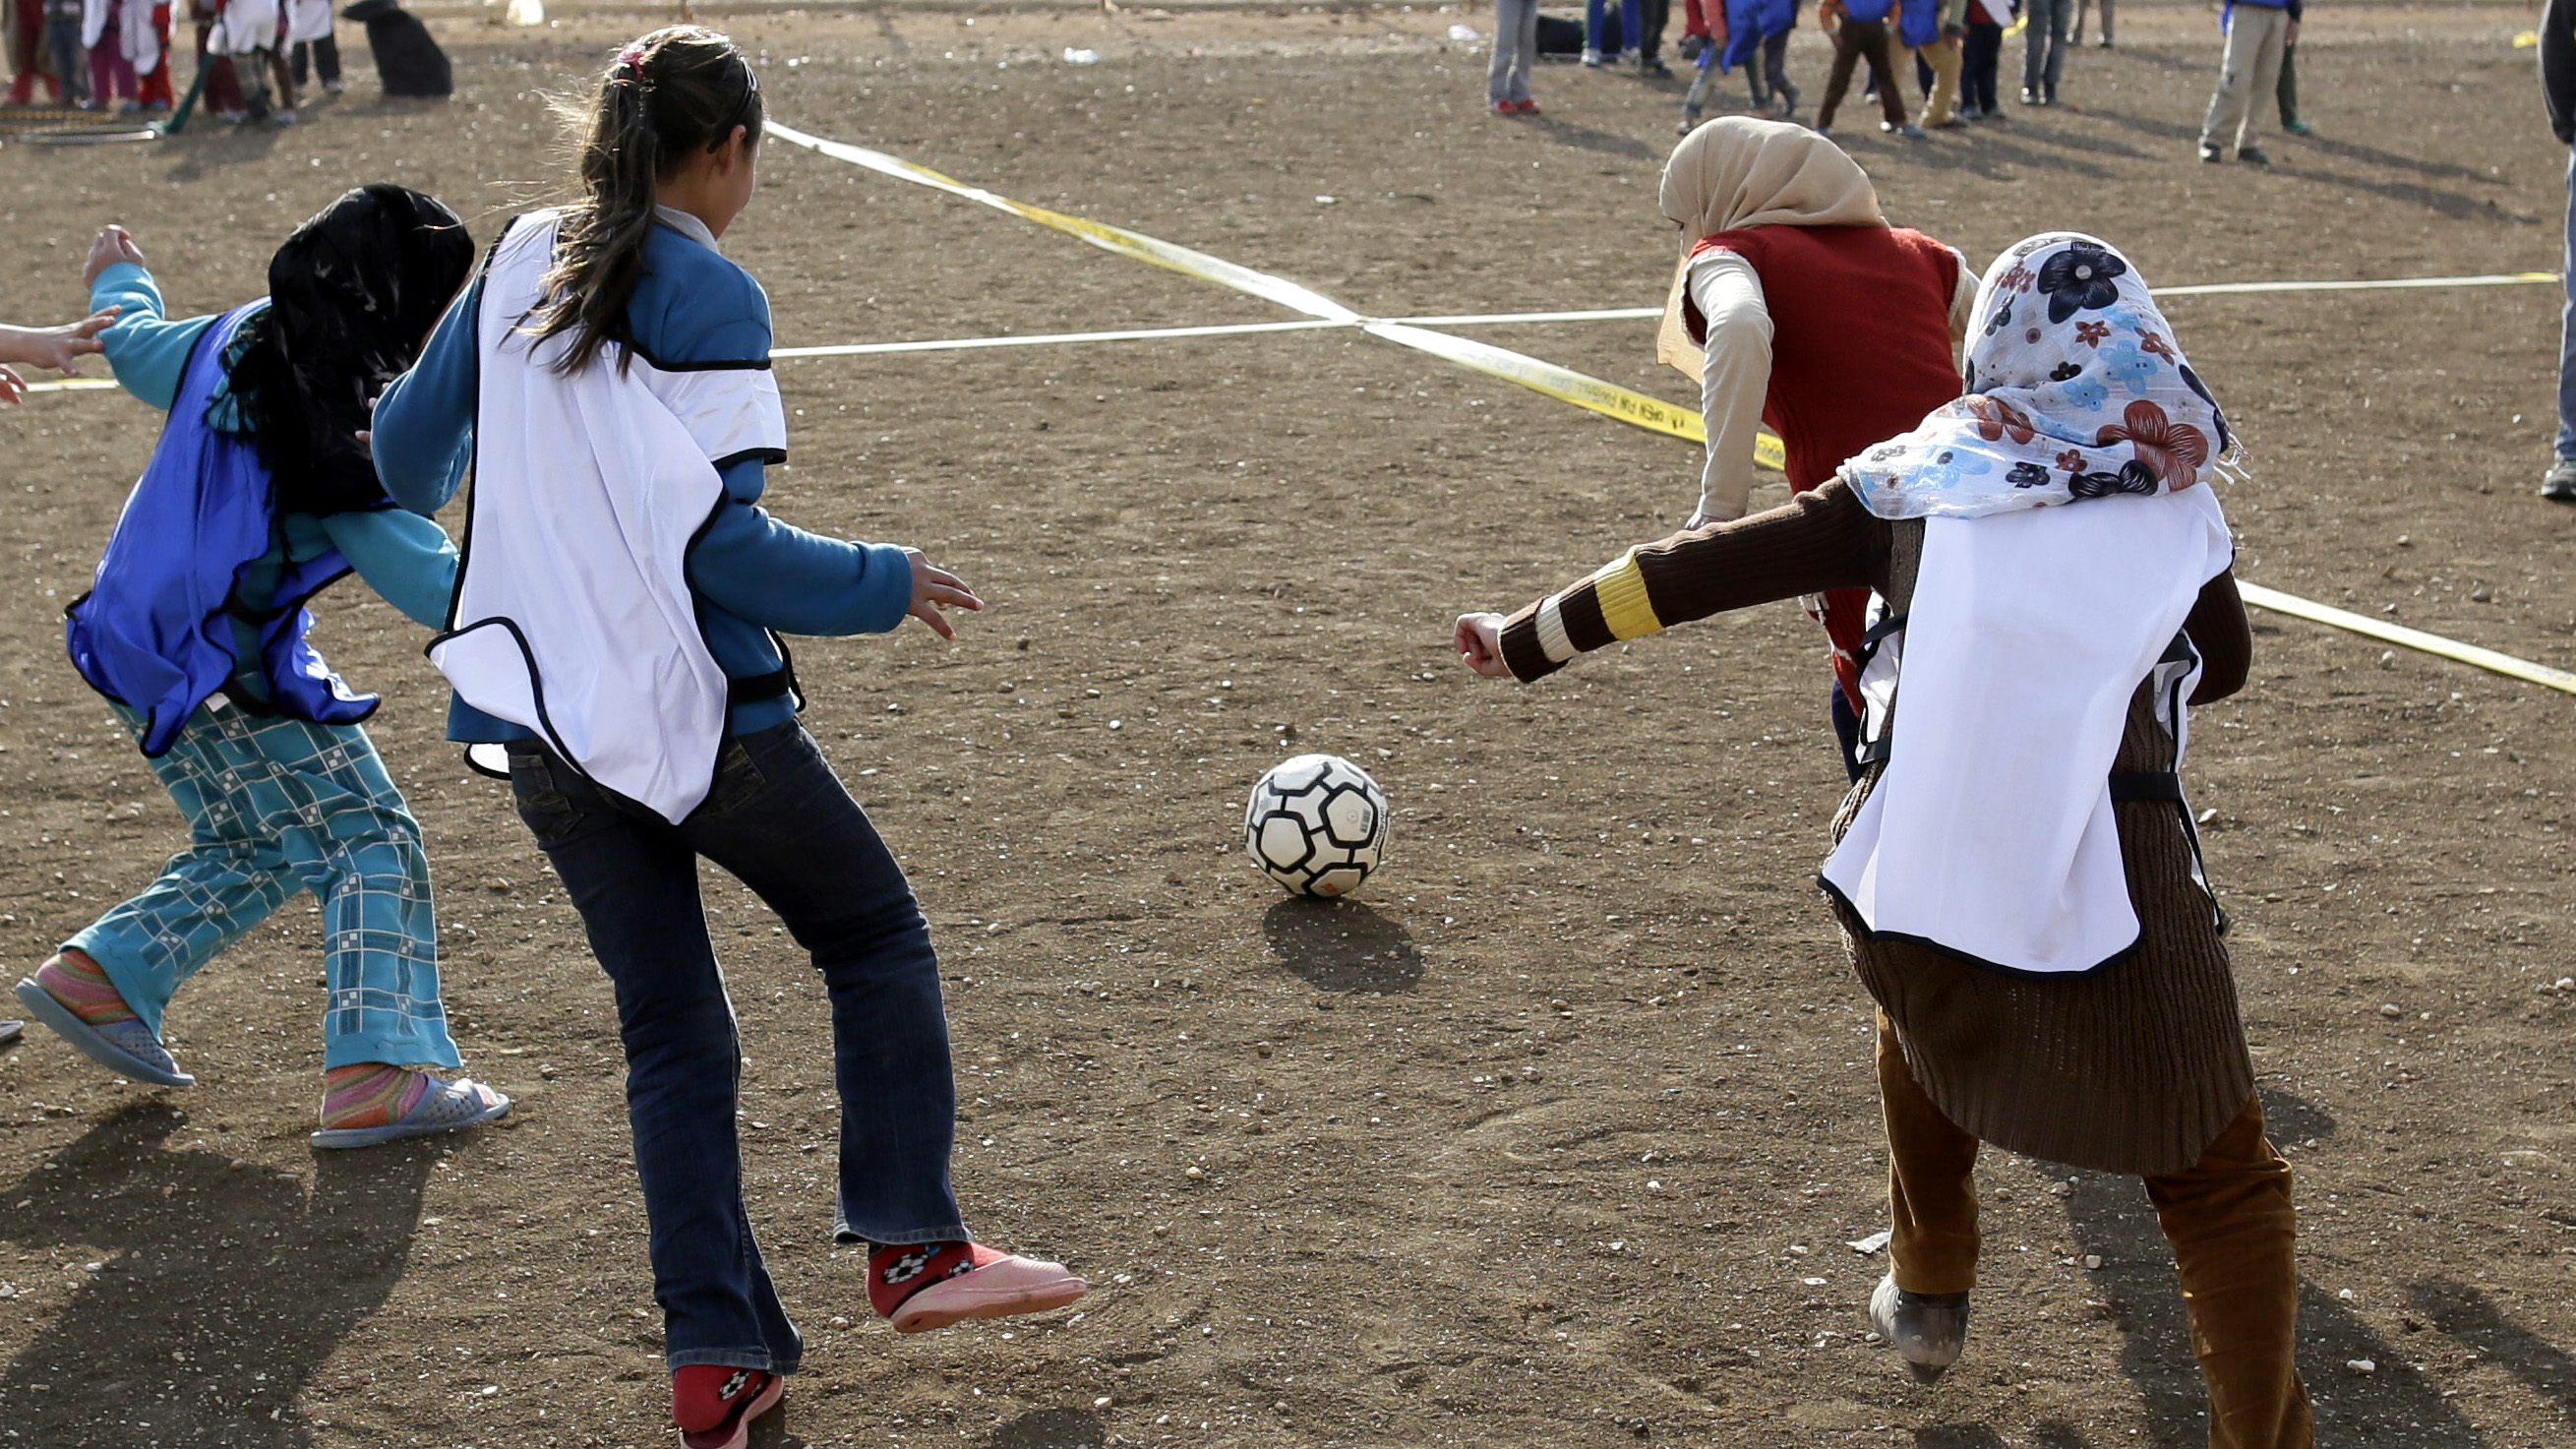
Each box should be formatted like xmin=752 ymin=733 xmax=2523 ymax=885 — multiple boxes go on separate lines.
xmin=1682 ymin=224 xmax=1961 ymax=703
xmin=1683 ymin=224 xmax=1962 ymax=493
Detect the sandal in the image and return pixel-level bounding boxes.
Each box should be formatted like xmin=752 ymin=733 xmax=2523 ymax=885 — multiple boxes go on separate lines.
xmin=14 ymin=975 xmax=193 ymax=1087
xmin=310 ymin=1071 xmax=509 ymax=1149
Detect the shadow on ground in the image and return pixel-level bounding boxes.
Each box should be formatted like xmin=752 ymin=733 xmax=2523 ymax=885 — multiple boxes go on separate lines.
xmin=0 ymin=1101 xmax=435 ymax=1448
xmin=1261 ymin=896 xmax=1424 ymax=994
xmin=2046 ymin=1088 xmax=2480 ymax=1446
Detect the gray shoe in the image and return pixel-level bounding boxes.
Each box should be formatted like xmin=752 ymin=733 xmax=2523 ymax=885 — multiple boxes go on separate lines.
xmin=2543 ymin=458 xmax=2576 ymax=501
xmin=1869 ymin=1273 xmax=1970 ymax=1384
xmin=14 ymin=977 xmax=194 ymax=1087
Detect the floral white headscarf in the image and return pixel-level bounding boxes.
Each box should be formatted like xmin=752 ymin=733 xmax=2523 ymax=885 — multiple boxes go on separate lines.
xmin=1839 ymin=232 xmax=2239 ymax=520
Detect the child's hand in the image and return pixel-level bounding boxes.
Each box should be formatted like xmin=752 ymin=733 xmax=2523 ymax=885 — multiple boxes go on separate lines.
xmin=0 ymin=365 xmax=26 ymax=406
xmin=81 ymin=226 xmax=146 ymax=289
xmin=903 ymin=547 xmax=984 ymax=640
xmin=8 ymin=308 xmax=120 ymax=375
xmin=1454 ymin=612 xmax=1511 ymax=678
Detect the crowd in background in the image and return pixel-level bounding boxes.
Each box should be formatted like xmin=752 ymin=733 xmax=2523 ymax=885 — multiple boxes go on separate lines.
xmin=1487 ymin=0 xmax=2314 ymax=163
xmin=2 ymin=0 xmax=448 ymax=121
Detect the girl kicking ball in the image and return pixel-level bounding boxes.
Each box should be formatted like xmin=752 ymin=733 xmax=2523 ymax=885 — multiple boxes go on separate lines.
xmin=368 ymin=28 xmax=1083 ymax=1449
xmin=1456 ymin=234 xmax=2310 ymax=1448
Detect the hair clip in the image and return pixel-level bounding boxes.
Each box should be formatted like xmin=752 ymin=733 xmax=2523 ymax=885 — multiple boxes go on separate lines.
xmin=614 ymin=40 xmax=647 ymax=77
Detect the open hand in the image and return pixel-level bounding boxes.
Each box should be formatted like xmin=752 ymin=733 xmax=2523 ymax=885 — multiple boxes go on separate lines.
xmin=903 ymin=547 xmax=984 ymax=640
xmin=12 ymin=307 xmax=120 ymax=375
xmin=1454 ymin=612 xmax=1510 ymax=678
xmin=82 ymin=225 xmax=145 ymax=290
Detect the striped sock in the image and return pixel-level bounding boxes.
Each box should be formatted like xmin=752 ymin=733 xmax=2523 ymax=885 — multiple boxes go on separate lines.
xmin=33 ymin=949 xmax=137 ymax=1026
xmin=320 ymin=1063 xmax=430 ymax=1131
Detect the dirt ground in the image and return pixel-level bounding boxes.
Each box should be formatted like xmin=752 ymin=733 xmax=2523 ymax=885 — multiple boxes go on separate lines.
xmin=3 ymin=2 xmax=2576 ymax=1445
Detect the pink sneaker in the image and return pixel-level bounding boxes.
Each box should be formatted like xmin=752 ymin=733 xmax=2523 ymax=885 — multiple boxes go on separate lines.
xmin=1516 ymin=98 xmax=1542 ymax=113
xmin=890 ymin=1248 xmax=1088 ymax=1334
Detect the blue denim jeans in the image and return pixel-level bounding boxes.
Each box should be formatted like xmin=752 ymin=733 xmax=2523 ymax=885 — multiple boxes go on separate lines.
xmin=1587 ymin=0 xmax=1641 ymax=54
xmin=2021 ymin=0 xmax=2068 ymax=95
xmin=2559 ymin=146 xmax=2576 ymax=460
xmin=509 ymin=722 xmax=967 ymax=1372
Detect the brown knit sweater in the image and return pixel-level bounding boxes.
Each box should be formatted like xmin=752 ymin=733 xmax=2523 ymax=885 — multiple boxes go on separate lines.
xmin=1502 ymin=480 xmax=2258 ymax=1176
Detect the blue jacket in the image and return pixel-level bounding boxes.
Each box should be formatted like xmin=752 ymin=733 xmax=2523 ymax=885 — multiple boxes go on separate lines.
xmin=1722 ymin=0 xmax=1798 ymax=69
xmin=73 ymin=268 xmax=459 ymax=752
xmin=370 ymin=219 xmax=916 ymax=743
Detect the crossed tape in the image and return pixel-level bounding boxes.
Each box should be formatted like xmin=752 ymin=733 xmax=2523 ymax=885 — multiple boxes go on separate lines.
xmin=23 ymin=124 xmax=2573 ymax=697
xmin=762 ymin=121 xmax=1770 ymax=465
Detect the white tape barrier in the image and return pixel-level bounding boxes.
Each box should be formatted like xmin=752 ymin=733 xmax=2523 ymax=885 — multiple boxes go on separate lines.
xmin=22 ymin=276 xmax=2557 ymax=392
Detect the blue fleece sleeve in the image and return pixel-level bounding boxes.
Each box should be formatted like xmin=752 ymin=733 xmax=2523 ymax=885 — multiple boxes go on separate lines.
xmin=318 ymin=508 xmax=460 ymax=630
xmin=687 ymin=472 xmax=915 ymax=637
xmin=90 ymin=263 xmax=215 ymax=414
xmin=371 ymin=274 xmax=483 ymax=516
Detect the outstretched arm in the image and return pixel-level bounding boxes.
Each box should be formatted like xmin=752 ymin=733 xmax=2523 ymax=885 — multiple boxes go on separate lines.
xmin=1457 ymin=479 xmax=1887 ymax=683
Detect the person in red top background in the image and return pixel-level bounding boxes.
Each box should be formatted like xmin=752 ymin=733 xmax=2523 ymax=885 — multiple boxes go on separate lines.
xmin=1959 ymin=0 xmax=2010 ymax=118
xmin=1652 ymin=117 xmax=1974 ymax=774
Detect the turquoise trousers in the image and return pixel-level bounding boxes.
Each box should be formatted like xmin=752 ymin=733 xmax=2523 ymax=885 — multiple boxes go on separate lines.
xmin=68 ymin=697 xmax=459 ymax=1070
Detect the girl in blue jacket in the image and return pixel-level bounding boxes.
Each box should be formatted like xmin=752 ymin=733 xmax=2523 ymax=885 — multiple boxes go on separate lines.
xmin=369 ymin=29 xmax=1084 ymax=1449
xmin=15 ymin=190 xmax=508 ymax=1150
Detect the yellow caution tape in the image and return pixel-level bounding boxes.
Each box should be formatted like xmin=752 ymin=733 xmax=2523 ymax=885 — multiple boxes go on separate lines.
xmin=2236 ymin=583 xmax=2576 ymax=696
xmin=761 ymin=119 xmax=1765 ymax=462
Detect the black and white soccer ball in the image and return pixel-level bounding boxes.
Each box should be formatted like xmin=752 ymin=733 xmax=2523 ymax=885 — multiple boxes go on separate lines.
xmin=1243 ymin=753 xmax=1390 ymax=898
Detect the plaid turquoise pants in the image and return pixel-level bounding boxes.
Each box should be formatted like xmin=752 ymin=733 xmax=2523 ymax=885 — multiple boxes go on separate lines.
xmin=69 ymin=697 xmax=460 ymax=1070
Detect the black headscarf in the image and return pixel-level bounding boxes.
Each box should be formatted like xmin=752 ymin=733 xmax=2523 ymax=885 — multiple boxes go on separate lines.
xmin=229 ymin=184 xmax=475 ymax=516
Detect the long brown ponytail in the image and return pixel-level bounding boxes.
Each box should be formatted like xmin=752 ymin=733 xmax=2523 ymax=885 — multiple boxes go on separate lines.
xmin=529 ymin=26 xmax=763 ymax=373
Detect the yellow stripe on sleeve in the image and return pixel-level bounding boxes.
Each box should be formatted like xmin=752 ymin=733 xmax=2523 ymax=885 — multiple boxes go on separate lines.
xmin=1589 ymin=549 xmax=1664 ymax=641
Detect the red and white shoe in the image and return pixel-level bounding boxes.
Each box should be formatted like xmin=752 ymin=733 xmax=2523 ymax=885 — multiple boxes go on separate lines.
xmin=673 ymin=1365 xmax=783 ymax=1449
xmin=890 ymin=1245 xmax=1088 ymax=1334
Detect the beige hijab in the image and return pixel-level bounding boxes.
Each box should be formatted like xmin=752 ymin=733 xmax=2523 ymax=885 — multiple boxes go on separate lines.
xmin=1655 ymin=117 xmax=1888 ymax=378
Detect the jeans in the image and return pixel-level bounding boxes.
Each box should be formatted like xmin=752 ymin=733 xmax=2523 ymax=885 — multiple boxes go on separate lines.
xmin=509 ymin=722 xmax=966 ymax=1372
xmin=2559 ymin=147 xmax=2576 ymax=459
xmin=2070 ymin=0 xmax=2111 ymax=43
xmin=1818 ymin=18 xmax=1905 ymax=129
xmin=2020 ymin=0 xmax=2067 ymax=96
xmin=1960 ymin=20 xmax=2001 ymax=113
xmin=43 ymin=18 xmax=87 ymax=102
xmin=1587 ymin=0 xmax=1640 ymax=54
xmin=1488 ymin=0 xmax=1539 ymax=102
xmin=72 ymin=698 xmax=457 ymax=1070
xmin=1746 ymin=28 xmax=1792 ymax=104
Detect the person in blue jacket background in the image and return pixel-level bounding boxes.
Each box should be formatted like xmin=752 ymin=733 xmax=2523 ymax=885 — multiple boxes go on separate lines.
xmin=14 ymin=190 xmax=509 ymax=1151
xmin=370 ymin=29 xmax=1085 ymax=1448
xmin=1816 ymin=0 xmax=1926 ymax=137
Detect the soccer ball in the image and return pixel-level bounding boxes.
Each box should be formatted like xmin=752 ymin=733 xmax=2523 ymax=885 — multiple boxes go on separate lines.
xmin=1243 ymin=754 xmax=1390 ymax=898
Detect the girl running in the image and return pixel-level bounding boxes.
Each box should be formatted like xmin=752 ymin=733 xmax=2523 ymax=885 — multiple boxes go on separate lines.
xmin=368 ymin=28 xmax=1084 ymax=1449
xmin=15 ymin=191 xmax=505 ymax=1150
xmin=1457 ymin=233 xmax=2308 ymax=1448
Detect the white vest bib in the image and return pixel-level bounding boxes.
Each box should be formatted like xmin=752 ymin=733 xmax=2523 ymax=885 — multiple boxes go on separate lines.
xmin=1819 ymin=485 xmax=2234 ymax=976
xmin=429 ymin=210 xmax=787 ymax=824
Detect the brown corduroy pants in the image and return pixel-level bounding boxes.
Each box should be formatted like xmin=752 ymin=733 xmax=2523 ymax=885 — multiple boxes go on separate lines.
xmin=1878 ymin=1017 xmax=2314 ymax=1449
